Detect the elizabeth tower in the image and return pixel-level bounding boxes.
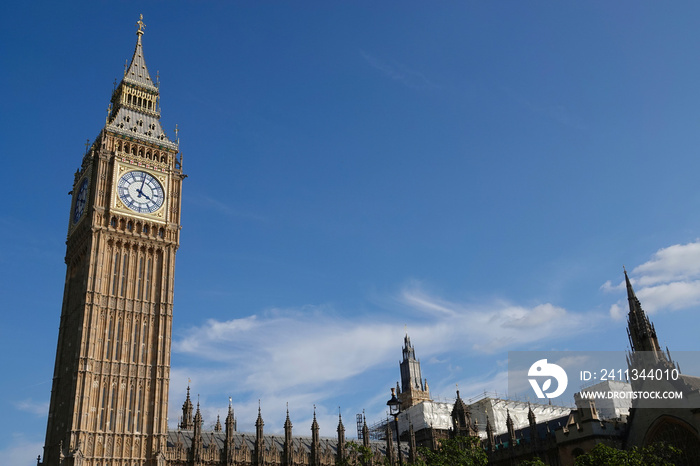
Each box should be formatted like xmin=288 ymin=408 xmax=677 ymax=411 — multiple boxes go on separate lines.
xmin=42 ymin=17 xmax=184 ymax=466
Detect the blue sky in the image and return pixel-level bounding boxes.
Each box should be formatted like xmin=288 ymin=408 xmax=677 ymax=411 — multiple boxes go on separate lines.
xmin=3 ymin=1 xmax=700 ymax=464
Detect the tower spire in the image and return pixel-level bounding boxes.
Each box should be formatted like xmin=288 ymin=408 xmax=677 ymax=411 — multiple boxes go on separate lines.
xmin=106 ymin=14 xmax=177 ymax=150
xmin=255 ymin=402 xmax=264 ymax=465
xmin=625 ymin=268 xmax=661 ymax=353
xmin=624 ymin=268 xmax=679 ymax=380
xmin=181 ymin=385 xmax=194 ymax=430
xmin=399 ymin=333 xmax=431 ymax=408
xmin=123 ymin=14 xmax=157 ymax=91
xmin=311 ymin=406 xmax=321 ymax=466
xmin=506 ymin=409 xmax=516 ymax=445
xmin=336 ymin=408 xmax=346 ymax=465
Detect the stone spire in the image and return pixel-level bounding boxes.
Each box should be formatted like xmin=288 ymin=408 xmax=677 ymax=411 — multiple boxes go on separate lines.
xmin=624 ymin=269 xmax=678 ymax=375
xmin=527 ymin=403 xmax=536 ymax=427
xmin=451 ymin=390 xmax=477 ymax=438
xmin=625 ymin=269 xmax=662 ymax=353
xmin=225 ymin=398 xmax=235 ymax=465
xmin=225 ymin=397 xmax=237 ymax=432
xmin=123 ymin=14 xmax=158 ymax=91
xmin=105 ymin=14 xmax=177 ymax=152
xmin=399 ymin=333 xmax=431 ymax=408
xmin=283 ymin=406 xmax=293 ymax=466
xmin=336 ymin=410 xmax=346 ymax=465
xmin=311 ymin=407 xmax=321 ymax=466
xmin=214 ymin=415 xmax=222 ymax=432
xmin=192 ymin=401 xmax=203 ymax=463
xmin=255 ymin=404 xmax=264 ymax=466
xmin=506 ymin=409 xmax=516 ymax=446
xmin=180 ymin=385 xmax=194 ymax=430
xmin=408 ymin=423 xmax=417 ymax=463
xmin=528 ymin=403 xmax=538 ymax=447
xmin=385 ymin=422 xmax=396 ymax=466
xmin=362 ymin=414 xmax=370 ymax=449
xmin=485 ymin=415 xmax=495 ymax=452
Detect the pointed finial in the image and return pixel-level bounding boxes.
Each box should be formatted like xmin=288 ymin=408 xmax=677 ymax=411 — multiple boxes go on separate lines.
xmin=124 ymin=60 xmax=128 ymax=77
xmin=229 ymin=396 xmax=232 ymax=408
xmin=106 ymin=104 xmax=111 ymax=125
xmin=156 ymin=70 xmax=160 ymax=89
xmin=136 ymin=14 xmax=146 ymax=36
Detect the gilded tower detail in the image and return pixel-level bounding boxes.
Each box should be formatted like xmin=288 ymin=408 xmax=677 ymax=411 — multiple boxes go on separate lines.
xmin=42 ymin=16 xmax=184 ymax=466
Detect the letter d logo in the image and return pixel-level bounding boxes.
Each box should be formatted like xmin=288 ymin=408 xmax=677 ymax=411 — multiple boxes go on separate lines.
xmin=528 ymin=359 xmax=568 ymax=399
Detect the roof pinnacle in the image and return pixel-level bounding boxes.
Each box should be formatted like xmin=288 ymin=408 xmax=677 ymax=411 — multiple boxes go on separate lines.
xmin=136 ymin=14 xmax=146 ymax=37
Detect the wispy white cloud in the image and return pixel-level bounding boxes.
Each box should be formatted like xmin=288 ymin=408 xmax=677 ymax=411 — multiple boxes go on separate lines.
xmin=605 ymin=240 xmax=700 ymax=319
xmin=14 ymin=398 xmax=48 ymax=416
xmin=397 ymin=285 xmax=594 ymax=354
xmin=360 ymin=50 xmax=438 ymax=90
xmin=171 ymin=283 xmax=598 ymax=435
xmin=633 ymin=240 xmax=700 ymax=286
xmin=635 ymin=281 xmax=700 ymax=314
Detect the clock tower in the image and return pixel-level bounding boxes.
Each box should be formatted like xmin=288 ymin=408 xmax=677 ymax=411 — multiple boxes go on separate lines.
xmin=42 ymin=16 xmax=184 ymax=466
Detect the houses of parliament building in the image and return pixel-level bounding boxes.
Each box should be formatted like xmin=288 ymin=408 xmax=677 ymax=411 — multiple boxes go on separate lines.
xmin=39 ymin=16 xmax=700 ymax=466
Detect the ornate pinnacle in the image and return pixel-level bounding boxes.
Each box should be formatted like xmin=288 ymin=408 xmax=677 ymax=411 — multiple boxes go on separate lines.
xmin=136 ymin=14 xmax=146 ymax=36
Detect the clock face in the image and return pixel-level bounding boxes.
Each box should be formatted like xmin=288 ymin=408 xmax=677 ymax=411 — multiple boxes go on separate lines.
xmin=117 ymin=170 xmax=165 ymax=214
xmin=73 ymin=178 xmax=89 ymax=224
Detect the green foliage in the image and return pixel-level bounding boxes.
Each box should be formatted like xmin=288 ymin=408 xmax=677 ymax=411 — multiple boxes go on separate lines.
xmin=417 ymin=436 xmax=487 ymax=466
xmin=518 ymin=459 xmax=546 ymax=466
xmin=337 ymin=441 xmax=375 ymax=466
xmin=574 ymin=442 xmax=681 ymax=466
